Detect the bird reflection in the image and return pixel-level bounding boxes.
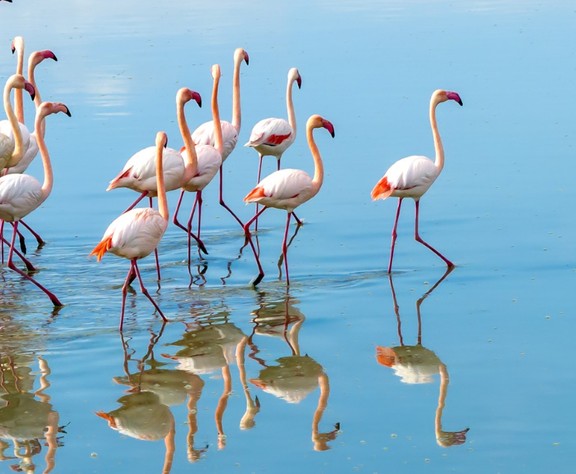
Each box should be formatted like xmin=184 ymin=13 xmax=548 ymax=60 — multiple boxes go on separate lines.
xmin=162 ymin=306 xmax=259 ymax=451
xmin=0 ymin=355 xmax=62 ymax=473
xmin=376 ymin=268 xmax=469 ymax=447
xmin=248 ymin=290 xmax=339 ymax=451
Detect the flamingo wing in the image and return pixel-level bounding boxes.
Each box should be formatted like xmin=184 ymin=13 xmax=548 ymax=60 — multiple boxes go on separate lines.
xmin=245 ymin=169 xmax=312 ymax=202
xmin=3 ymin=133 xmax=38 ymax=175
xmin=245 ymin=118 xmax=293 ymax=148
xmin=372 ymin=155 xmax=439 ymax=200
xmin=181 ymin=144 xmax=222 ymax=192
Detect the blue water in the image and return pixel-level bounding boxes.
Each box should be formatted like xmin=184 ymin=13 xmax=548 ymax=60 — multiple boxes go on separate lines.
xmin=0 ymin=0 xmax=575 ymax=472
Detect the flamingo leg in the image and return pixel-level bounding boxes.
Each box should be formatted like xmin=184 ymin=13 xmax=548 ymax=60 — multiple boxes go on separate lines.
xmin=122 ymin=191 xmax=148 ymax=213
xmin=218 ymin=166 xmax=243 ymax=227
xmin=2 ymin=235 xmax=36 ymax=272
xmin=19 ymin=219 xmax=45 ymax=249
xmin=120 ymin=263 xmax=137 ymax=331
xmin=0 ymin=220 xmax=4 ymax=263
xmin=6 ymin=222 xmax=62 ymax=307
xmin=414 ymin=200 xmax=454 ymax=268
xmin=173 ymin=190 xmax=208 ymax=255
xmin=243 ymin=207 xmax=267 ymax=286
xmin=132 ymin=259 xmax=168 ymax=323
xmin=387 ymin=198 xmax=403 ymax=273
xmin=281 ymin=212 xmax=292 ymax=285
xmin=255 ymin=154 xmax=265 ymax=232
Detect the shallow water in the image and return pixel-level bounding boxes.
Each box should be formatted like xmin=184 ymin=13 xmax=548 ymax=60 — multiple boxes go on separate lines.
xmin=0 ymin=1 xmax=575 ymax=473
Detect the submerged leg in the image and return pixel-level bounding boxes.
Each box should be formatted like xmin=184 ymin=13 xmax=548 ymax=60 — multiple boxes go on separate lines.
xmin=243 ymin=207 xmax=267 ymax=286
xmin=281 ymin=212 xmax=292 ymax=285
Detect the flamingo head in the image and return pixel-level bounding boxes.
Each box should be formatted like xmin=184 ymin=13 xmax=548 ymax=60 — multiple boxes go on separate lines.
xmin=235 ymin=47 xmax=249 ymax=66
xmin=10 ymin=36 xmax=23 ymax=55
xmin=9 ymin=74 xmax=36 ymax=100
xmin=156 ymin=131 xmax=168 ymax=149
xmin=433 ymin=89 xmax=463 ymax=106
xmin=308 ymin=114 xmax=335 ymax=138
xmin=211 ymin=63 xmax=221 ymax=80
xmin=177 ymin=87 xmax=202 ymax=108
xmin=289 ymin=67 xmax=302 ymax=89
xmin=38 ymin=101 xmax=72 ymax=119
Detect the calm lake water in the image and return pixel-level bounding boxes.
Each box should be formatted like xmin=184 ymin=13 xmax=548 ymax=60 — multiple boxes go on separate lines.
xmin=0 ymin=1 xmax=575 ymax=473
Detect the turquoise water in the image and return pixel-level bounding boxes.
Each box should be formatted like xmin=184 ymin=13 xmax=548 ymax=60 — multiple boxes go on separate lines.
xmin=0 ymin=1 xmax=575 ymax=472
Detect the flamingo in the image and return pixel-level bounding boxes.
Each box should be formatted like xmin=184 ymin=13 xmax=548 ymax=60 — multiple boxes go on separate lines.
xmin=173 ymin=64 xmax=223 ymax=263
xmin=90 ymin=131 xmax=171 ymax=331
xmin=0 ymin=101 xmax=70 ymax=307
xmin=371 ymin=89 xmax=463 ymax=273
xmin=243 ymin=114 xmax=335 ymax=286
xmin=245 ymin=67 xmax=302 ymax=227
xmin=106 ymin=88 xmax=203 ymax=271
xmin=192 ymin=48 xmax=249 ymax=227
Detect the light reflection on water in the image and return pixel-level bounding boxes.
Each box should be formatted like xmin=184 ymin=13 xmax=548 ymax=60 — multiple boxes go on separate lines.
xmin=0 ymin=0 xmax=575 ymax=472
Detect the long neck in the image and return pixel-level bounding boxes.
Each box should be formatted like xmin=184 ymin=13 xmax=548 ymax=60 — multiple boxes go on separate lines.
xmin=212 ymin=74 xmax=223 ymax=155
xmin=177 ymin=99 xmax=198 ymax=180
xmin=309 ymin=125 xmax=324 ymax=190
xmin=430 ymin=97 xmax=444 ymax=172
xmin=156 ymin=141 xmax=169 ymax=221
xmin=231 ymin=54 xmax=242 ymax=133
xmin=34 ymin=112 xmax=53 ymax=202
xmin=4 ymin=83 xmax=25 ymax=166
xmin=28 ymin=59 xmax=46 ymax=138
xmin=14 ymin=46 xmax=24 ymax=124
xmin=286 ymin=77 xmax=297 ymax=136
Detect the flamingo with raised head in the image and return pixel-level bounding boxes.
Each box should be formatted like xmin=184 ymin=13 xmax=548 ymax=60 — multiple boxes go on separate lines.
xmin=192 ymin=48 xmax=249 ymax=227
xmin=106 ymin=88 xmax=203 ymax=273
xmin=371 ymin=89 xmax=463 ymax=273
xmin=90 ymin=131 xmax=171 ymax=331
xmin=245 ymin=67 xmax=302 ymax=183
xmin=243 ymin=114 xmax=335 ymax=286
xmin=0 ymin=101 xmax=70 ymax=307
xmin=173 ymin=64 xmax=223 ymax=263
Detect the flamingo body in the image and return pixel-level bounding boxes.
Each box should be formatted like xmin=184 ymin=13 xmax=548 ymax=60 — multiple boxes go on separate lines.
xmin=244 ymin=168 xmax=315 ymax=212
xmin=181 ymin=144 xmax=221 ymax=192
xmin=244 ymin=117 xmax=294 ymax=157
xmin=0 ymin=173 xmax=43 ymax=221
xmin=91 ymin=207 xmax=168 ymax=261
xmin=371 ymin=155 xmax=439 ymax=201
xmin=192 ymin=120 xmax=237 ymax=162
xmin=107 ymin=146 xmax=186 ymax=196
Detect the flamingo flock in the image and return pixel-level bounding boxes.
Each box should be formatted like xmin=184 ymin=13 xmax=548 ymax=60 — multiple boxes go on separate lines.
xmin=0 ymin=32 xmax=465 ymax=329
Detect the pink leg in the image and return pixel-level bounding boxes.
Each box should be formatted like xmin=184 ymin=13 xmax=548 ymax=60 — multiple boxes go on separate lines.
xmin=0 ymin=220 xmax=4 ymax=263
xmin=120 ymin=263 xmax=137 ymax=331
xmin=387 ymin=198 xmax=403 ymax=273
xmin=132 ymin=259 xmax=168 ymax=323
xmin=243 ymin=207 xmax=267 ymax=286
xmin=281 ymin=212 xmax=292 ymax=285
xmin=218 ymin=166 xmax=243 ymax=227
xmin=122 ymin=191 xmax=148 ymax=213
xmin=6 ymin=222 xmax=62 ymax=307
xmin=19 ymin=219 xmax=45 ymax=248
xmin=414 ymin=200 xmax=454 ymax=268
xmin=2 ymin=235 xmax=36 ymax=271
xmin=173 ymin=190 xmax=208 ymax=255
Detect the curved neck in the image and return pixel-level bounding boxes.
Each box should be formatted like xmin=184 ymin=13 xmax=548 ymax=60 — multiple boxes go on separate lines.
xmin=286 ymin=77 xmax=297 ymax=137
xmin=177 ymin=98 xmax=198 ymax=179
xmin=430 ymin=97 xmax=444 ymax=172
xmin=308 ymin=125 xmax=324 ymax=189
xmin=14 ymin=45 xmax=24 ymax=124
xmin=33 ymin=111 xmax=53 ymax=202
xmin=156 ymin=138 xmax=169 ymax=221
xmin=4 ymin=81 xmax=25 ymax=166
xmin=231 ymin=55 xmax=242 ymax=133
xmin=212 ymin=73 xmax=223 ymax=156
xmin=28 ymin=59 xmax=46 ymax=138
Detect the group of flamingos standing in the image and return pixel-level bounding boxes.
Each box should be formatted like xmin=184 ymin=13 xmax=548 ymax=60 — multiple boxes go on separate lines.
xmin=0 ymin=38 xmax=463 ymax=330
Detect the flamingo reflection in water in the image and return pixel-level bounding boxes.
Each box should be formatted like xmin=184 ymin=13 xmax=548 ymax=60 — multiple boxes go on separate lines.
xmin=161 ymin=305 xmax=260 ymax=451
xmin=0 ymin=355 xmax=63 ymax=473
xmin=376 ymin=268 xmax=469 ymax=447
xmin=248 ymin=290 xmax=340 ymax=451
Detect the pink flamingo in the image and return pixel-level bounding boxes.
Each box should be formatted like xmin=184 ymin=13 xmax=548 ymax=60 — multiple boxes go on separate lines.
xmin=192 ymin=48 xmax=249 ymax=227
xmin=0 ymin=101 xmax=70 ymax=307
xmin=245 ymin=67 xmax=302 ymax=183
xmin=173 ymin=64 xmax=224 ymax=262
xmin=243 ymin=114 xmax=335 ymax=286
xmin=371 ymin=89 xmax=463 ymax=273
xmin=2 ymin=48 xmax=58 ymax=253
xmin=106 ymin=88 xmax=203 ymax=270
xmin=90 ymin=131 xmax=171 ymax=331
